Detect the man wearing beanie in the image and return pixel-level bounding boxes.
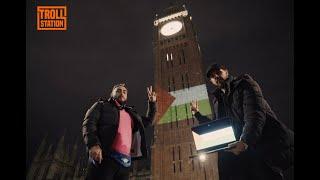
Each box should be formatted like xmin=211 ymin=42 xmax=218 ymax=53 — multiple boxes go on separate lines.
xmin=82 ymin=83 xmax=157 ymax=180
xmin=190 ymin=64 xmax=294 ymax=180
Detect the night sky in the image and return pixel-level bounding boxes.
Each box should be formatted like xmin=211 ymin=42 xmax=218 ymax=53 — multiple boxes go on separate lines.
xmin=26 ymin=0 xmax=294 ymax=175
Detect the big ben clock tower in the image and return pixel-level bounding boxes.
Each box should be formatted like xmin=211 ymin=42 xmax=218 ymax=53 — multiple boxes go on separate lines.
xmin=151 ymin=4 xmax=219 ymax=180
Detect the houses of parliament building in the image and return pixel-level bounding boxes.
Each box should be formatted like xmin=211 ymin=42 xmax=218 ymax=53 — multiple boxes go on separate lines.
xmin=27 ymin=3 xmax=217 ymax=180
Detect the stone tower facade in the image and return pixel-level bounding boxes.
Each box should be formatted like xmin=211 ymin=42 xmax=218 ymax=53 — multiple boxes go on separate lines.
xmin=151 ymin=4 xmax=219 ymax=180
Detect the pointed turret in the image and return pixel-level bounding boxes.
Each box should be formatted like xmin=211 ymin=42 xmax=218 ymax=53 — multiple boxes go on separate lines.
xmin=73 ymin=158 xmax=81 ymax=179
xmin=70 ymin=136 xmax=79 ymax=164
xmin=33 ymin=133 xmax=48 ymax=161
xmin=45 ymin=144 xmax=53 ymax=159
xmin=27 ymin=134 xmax=48 ymax=180
xmin=53 ymin=130 xmax=66 ymax=160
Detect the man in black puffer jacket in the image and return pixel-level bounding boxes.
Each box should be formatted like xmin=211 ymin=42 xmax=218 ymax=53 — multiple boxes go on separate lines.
xmin=191 ymin=64 xmax=294 ymax=180
xmin=82 ymin=83 xmax=157 ymax=180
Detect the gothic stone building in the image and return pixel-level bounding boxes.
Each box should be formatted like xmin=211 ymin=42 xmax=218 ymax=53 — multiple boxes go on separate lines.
xmin=27 ymin=134 xmax=87 ymax=180
xmin=27 ymin=134 xmax=151 ymax=180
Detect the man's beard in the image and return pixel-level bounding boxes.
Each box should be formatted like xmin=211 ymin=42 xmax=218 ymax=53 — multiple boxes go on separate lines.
xmin=115 ymin=95 xmax=127 ymax=104
xmin=216 ymin=77 xmax=226 ymax=89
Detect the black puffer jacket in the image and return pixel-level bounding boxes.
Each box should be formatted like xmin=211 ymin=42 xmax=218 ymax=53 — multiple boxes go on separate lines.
xmin=195 ymin=74 xmax=294 ymax=170
xmin=82 ymin=98 xmax=156 ymax=159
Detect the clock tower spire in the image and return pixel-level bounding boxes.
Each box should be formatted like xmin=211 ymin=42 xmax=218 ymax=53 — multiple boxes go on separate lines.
xmin=151 ymin=4 xmax=219 ymax=180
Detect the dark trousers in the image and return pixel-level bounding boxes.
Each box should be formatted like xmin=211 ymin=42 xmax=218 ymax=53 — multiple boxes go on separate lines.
xmin=218 ymin=150 xmax=283 ymax=180
xmin=86 ymin=157 xmax=130 ymax=180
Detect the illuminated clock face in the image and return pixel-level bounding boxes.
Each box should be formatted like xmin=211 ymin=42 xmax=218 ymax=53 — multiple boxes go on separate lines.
xmin=160 ymin=20 xmax=183 ymax=36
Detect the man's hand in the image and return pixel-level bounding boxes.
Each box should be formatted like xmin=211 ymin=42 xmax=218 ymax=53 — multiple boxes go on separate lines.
xmin=147 ymin=86 xmax=157 ymax=102
xmin=190 ymin=100 xmax=199 ymax=115
xmin=89 ymin=145 xmax=103 ymax=164
xmin=226 ymin=141 xmax=248 ymax=155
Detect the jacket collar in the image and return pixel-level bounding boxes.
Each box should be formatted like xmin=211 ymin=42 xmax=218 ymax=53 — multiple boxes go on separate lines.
xmin=212 ymin=75 xmax=234 ymax=97
xmin=108 ymin=97 xmax=134 ymax=111
xmin=212 ymin=74 xmax=245 ymax=97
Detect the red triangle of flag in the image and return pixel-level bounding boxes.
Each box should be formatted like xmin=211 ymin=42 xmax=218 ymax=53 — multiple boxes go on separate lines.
xmin=154 ymin=87 xmax=175 ymax=124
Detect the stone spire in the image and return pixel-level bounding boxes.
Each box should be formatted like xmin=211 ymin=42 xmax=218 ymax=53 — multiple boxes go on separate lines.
xmin=53 ymin=130 xmax=66 ymax=160
xmin=70 ymin=136 xmax=79 ymax=164
xmin=33 ymin=133 xmax=48 ymax=161
xmin=45 ymin=144 xmax=53 ymax=159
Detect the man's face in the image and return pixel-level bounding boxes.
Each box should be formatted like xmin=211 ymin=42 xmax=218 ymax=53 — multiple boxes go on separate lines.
xmin=209 ymin=69 xmax=229 ymax=88
xmin=114 ymin=86 xmax=128 ymax=102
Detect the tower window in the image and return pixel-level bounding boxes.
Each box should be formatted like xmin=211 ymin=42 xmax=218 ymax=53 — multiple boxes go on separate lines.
xmin=172 ymin=146 xmax=175 ymax=161
xmin=181 ymin=49 xmax=186 ymax=64
xmin=185 ymin=104 xmax=189 ymax=124
xmin=168 ymin=77 xmax=171 ymax=92
xmin=175 ymin=106 xmax=178 ymax=127
xmin=204 ymin=167 xmax=207 ymax=180
xmin=170 ymin=107 xmax=174 ymax=128
xmin=172 ymin=77 xmax=175 ymax=91
xmin=186 ymin=73 xmax=190 ymax=88
xmin=192 ymin=159 xmax=195 ymax=171
xmin=179 ymin=161 xmax=182 ymax=172
xmin=178 ymin=145 xmax=181 ymax=160
xmin=169 ymin=53 xmax=173 ymax=68
xmin=165 ymin=53 xmax=169 ymax=69
xmin=181 ymin=74 xmax=185 ymax=89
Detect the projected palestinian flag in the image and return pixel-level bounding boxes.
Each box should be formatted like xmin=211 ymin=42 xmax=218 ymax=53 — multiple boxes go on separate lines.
xmin=158 ymin=84 xmax=212 ymax=124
